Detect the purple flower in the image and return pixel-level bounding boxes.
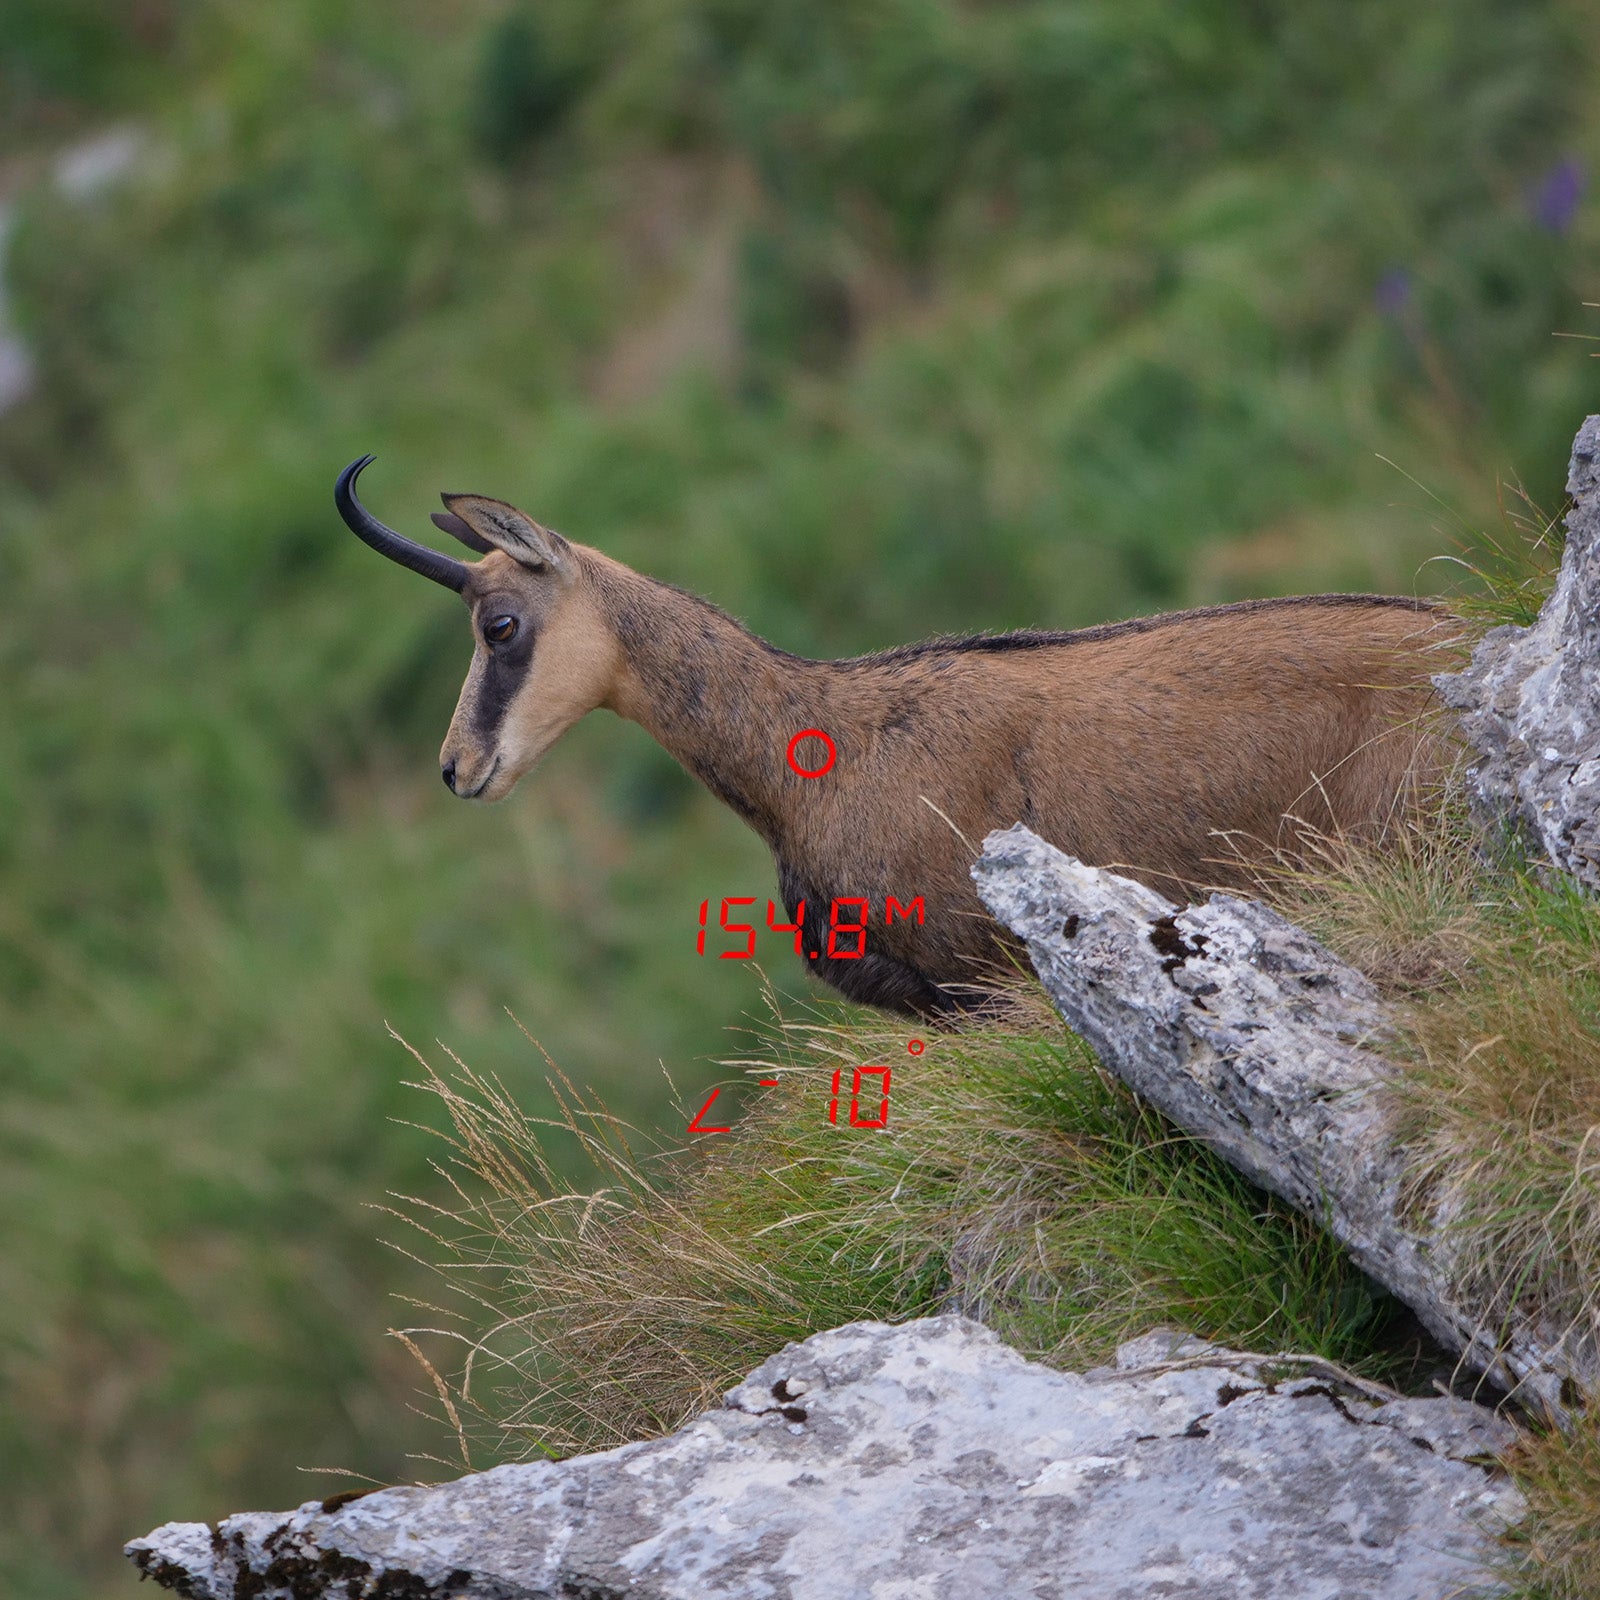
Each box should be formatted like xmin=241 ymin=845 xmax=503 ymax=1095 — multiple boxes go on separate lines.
xmin=1375 ymin=266 xmax=1413 ymax=317
xmin=1531 ymin=157 xmax=1584 ymax=235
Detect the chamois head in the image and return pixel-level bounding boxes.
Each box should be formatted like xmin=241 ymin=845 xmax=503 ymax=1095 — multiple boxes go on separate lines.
xmin=335 ymin=457 xmax=620 ymax=802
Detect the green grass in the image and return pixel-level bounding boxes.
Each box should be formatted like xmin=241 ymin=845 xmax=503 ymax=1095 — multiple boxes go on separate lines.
xmin=1266 ymin=793 xmax=1600 ymax=1596
xmin=389 ymin=986 xmax=1428 ymax=1470
xmin=1274 ymin=805 xmax=1600 ymax=1380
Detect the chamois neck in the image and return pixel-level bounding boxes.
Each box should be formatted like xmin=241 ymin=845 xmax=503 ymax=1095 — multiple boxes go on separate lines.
xmin=586 ymin=554 xmax=831 ymax=839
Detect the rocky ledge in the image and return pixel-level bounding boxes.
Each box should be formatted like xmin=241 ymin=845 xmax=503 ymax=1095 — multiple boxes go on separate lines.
xmin=1436 ymin=411 xmax=1600 ymax=887
xmin=129 ymin=1315 xmax=1522 ymax=1600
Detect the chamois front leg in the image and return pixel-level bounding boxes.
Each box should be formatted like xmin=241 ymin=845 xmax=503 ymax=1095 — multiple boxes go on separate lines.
xmin=777 ymin=868 xmax=961 ymax=1022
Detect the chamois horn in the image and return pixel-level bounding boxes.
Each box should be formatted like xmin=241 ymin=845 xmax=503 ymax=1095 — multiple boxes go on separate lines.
xmin=335 ymin=455 xmax=471 ymax=593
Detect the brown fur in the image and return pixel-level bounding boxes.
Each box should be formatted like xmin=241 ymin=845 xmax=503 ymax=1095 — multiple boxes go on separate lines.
xmin=429 ymin=494 xmax=1461 ymax=1019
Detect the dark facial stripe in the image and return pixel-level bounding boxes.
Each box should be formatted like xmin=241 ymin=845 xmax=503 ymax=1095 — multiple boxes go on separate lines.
xmin=473 ymin=627 xmax=536 ymax=739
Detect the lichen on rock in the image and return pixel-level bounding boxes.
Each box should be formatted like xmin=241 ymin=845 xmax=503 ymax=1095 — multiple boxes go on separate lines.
xmin=1435 ymin=412 xmax=1600 ymax=889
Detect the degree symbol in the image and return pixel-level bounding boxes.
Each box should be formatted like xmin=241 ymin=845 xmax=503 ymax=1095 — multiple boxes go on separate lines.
xmin=907 ymin=1039 xmax=925 ymax=1056
xmin=786 ymin=728 xmax=837 ymax=779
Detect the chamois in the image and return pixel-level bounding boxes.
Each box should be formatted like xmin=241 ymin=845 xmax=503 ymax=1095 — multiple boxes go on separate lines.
xmin=335 ymin=456 xmax=1456 ymax=1019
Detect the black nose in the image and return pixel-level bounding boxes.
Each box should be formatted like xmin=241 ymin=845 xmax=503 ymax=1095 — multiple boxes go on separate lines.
xmin=442 ymin=759 xmax=457 ymax=792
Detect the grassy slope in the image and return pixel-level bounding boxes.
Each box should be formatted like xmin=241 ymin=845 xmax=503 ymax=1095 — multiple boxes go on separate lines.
xmin=394 ymin=993 xmax=1424 ymax=1470
xmin=1 ymin=1 xmax=1597 ymax=1594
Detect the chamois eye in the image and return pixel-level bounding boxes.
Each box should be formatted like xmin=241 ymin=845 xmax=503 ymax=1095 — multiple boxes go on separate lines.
xmin=484 ymin=615 xmax=519 ymax=645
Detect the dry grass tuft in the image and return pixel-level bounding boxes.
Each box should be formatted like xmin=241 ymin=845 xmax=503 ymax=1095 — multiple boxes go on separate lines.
xmin=383 ymin=1033 xmax=810 ymax=1463
xmin=1266 ymin=773 xmax=1490 ymax=1000
xmin=1272 ymin=778 xmax=1600 ymax=1379
xmin=1401 ymin=958 xmax=1600 ymax=1353
xmin=1499 ymin=1411 xmax=1600 ymax=1599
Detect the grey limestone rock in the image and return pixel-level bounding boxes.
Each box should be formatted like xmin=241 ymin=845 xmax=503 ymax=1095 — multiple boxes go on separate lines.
xmin=972 ymin=826 xmax=1598 ymax=1420
xmin=128 ymin=1316 xmax=1522 ymax=1599
xmin=1435 ymin=412 xmax=1600 ymax=888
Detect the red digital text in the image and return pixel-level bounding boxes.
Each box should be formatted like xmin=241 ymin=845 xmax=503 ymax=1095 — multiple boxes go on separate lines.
xmin=696 ymin=896 xmax=924 ymax=962
xmin=828 ymin=1065 xmax=891 ymax=1128
xmin=687 ymin=1041 xmax=922 ymax=1135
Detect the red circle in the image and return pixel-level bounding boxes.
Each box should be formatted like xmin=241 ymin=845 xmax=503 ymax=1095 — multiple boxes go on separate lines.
xmin=786 ymin=728 xmax=837 ymax=779
xmin=907 ymin=1039 xmax=925 ymax=1056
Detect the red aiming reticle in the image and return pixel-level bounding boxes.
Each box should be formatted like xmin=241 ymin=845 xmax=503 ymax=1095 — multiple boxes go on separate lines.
xmin=828 ymin=1066 xmax=892 ymax=1128
xmin=786 ymin=728 xmax=836 ymax=778
xmin=697 ymin=896 xmax=923 ymax=960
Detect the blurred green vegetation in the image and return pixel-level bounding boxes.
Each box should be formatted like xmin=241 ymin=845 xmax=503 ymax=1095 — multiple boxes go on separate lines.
xmin=0 ymin=1 xmax=1596 ymax=1594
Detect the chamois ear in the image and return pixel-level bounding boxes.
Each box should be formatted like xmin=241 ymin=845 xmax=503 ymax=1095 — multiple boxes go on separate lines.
xmin=429 ymin=511 xmax=496 ymax=555
xmin=438 ymin=493 xmax=570 ymax=572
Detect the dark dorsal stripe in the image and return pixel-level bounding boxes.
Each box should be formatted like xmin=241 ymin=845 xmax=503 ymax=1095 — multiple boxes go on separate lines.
xmin=850 ymin=594 xmax=1442 ymax=669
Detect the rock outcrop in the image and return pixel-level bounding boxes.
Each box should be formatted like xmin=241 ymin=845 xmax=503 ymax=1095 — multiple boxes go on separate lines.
xmin=973 ymin=826 xmax=1597 ymax=1421
xmin=128 ymin=1316 xmax=1522 ymax=1599
xmin=1435 ymin=412 xmax=1600 ymax=888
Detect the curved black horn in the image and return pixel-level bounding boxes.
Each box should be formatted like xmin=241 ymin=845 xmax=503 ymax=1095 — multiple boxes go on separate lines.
xmin=334 ymin=456 xmax=472 ymax=593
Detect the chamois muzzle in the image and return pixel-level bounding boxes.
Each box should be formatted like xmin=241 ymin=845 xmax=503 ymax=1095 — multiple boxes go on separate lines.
xmin=334 ymin=455 xmax=472 ymax=593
